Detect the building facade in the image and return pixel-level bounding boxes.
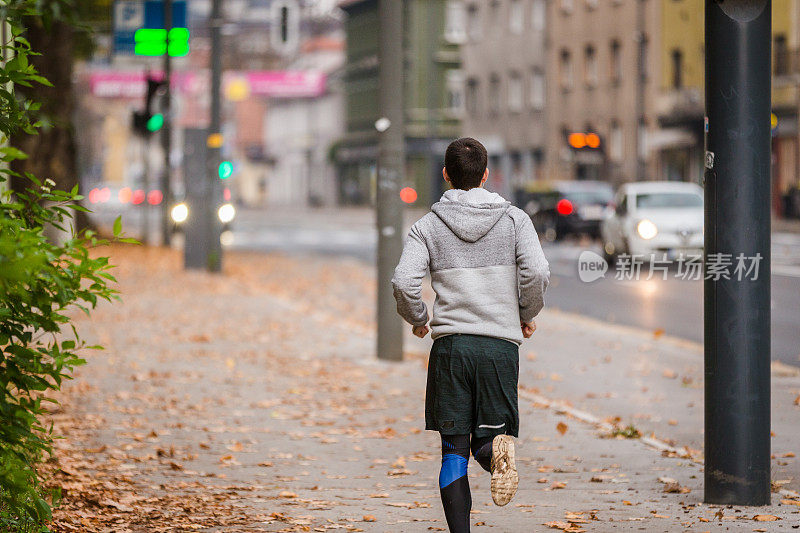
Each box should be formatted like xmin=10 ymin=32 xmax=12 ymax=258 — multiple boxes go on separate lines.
xmin=657 ymin=0 xmax=799 ymax=214
xmin=460 ymin=0 xmax=548 ymax=199
xmin=544 ymin=0 xmax=662 ymax=186
xmin=263 ymin=37 xmax=345 ymax=206
xmin=336 ymin=0 xmax=463 ymax=206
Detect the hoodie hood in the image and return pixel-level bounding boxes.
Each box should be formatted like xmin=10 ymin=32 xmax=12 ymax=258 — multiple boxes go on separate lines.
xmin=431 ymin=188 xmax=512 ymax=243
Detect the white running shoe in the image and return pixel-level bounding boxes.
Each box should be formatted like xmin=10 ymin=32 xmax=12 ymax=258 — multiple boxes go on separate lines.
xmin=490 ymin=434 xmax=518 ymax=506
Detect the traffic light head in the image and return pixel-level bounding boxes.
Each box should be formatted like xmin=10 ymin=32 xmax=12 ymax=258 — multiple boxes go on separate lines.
xmin=147 ymin=113 xmax=164 ymax=132
xmin=218 ymin=161 xmax=234 ymax=179
xmin=132 ymin=110 xmax=150 ymax=137
xmin=135 ymin=27 xmax=190 ymax=57
xmin=568 ymin=132 xmax=602 ymax=150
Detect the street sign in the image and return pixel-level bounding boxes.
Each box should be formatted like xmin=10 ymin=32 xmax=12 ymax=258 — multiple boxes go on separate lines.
xmin=144 ymin=0 xmax=187 ymax=29
xmin=113 ymin=0 xmax=145 ymax=55
xmin=113 ymin=0 xmax=187 ymax=56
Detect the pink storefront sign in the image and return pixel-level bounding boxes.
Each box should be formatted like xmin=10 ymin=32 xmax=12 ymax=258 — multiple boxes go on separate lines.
xmin=88 ymin=70 xmax=326 ymax=99
xmin=244 ymin=71 xmax=326 ymax=98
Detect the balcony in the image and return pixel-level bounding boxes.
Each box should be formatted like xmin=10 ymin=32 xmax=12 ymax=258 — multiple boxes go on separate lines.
xmin=655 ymin=87 xmax=703 ymax=128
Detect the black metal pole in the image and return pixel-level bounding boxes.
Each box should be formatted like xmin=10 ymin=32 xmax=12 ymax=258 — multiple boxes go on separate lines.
xmin=376 ymin=0 xmax=405 ymax=361
xmin=704 ymin=0 xmax=771 ymax=506
xmin=161 ymin=0 xmax=173 ymax=246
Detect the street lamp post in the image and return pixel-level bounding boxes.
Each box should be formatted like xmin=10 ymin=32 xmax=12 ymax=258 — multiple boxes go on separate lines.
xmin=704 ymin=0 xmax=771 ymax=506
xmin=205 ymin=0 xmax=223 ymax=272
xmin=376 ymin=0 xmax=405 ymax=361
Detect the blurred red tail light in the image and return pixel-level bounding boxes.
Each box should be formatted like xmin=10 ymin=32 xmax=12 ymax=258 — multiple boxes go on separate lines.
xmin=556 ymin=198 xmax=573 ymax=216
xmin=147 ymin=190 xmax=163 ymax=205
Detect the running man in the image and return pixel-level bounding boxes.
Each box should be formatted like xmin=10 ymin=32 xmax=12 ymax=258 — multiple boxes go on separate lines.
xmin=392 ymin=137 xmax=550 ymax=532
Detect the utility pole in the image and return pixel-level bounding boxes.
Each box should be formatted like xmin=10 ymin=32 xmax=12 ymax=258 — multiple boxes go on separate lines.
xmin=141 ymin=136 xmax=151 ymax=244
xmin=795 ymin=0 xmax=800 ymax=210
xmin=704 ymin=0 xmax=771 ymax=506
xmin=634 ymin=0 xmax=646 ymax=181
xmin=376 ymin=0 xmax=405 ymax=361
xmin=161 ymin=0 xmax=173 ymax=246
xmin=205 ymin=0 xmax=223 ymax=272
xmin=425 ymin=2 xmax=437 ymax=205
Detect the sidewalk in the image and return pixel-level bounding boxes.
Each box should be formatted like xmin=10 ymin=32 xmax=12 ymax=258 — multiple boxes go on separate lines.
xmin=773 ymin=217 xmax=800 ymax=234
xmin=48 ymin=246 xmax=800 ymax=532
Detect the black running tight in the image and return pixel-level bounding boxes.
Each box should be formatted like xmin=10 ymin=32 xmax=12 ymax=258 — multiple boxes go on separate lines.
xmin=438 ymin=433 xmax=494 ymax=533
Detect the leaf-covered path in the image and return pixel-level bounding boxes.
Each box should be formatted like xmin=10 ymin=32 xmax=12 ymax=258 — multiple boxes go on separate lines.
xmin=46 ymin=246 xmax=800 ymax=531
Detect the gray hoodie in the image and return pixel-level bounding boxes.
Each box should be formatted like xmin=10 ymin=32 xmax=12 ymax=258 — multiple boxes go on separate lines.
xmin=392 ymin=187 xmax=550 ymax=345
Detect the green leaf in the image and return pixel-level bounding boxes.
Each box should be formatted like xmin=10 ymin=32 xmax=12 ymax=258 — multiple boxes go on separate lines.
xmin=0 ymin=146 xmax=28 ymax=161
xmin=112 ymin=215 xmax=122 ymax=237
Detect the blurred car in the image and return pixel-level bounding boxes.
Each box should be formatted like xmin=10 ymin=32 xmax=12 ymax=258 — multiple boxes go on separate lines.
xmin=600 ymin=181 xmax=704 ymax=262
xmin=515 ymin=181 xmax=614 ymax=241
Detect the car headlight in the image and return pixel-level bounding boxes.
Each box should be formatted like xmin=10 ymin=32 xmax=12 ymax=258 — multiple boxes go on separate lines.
xmin=218 ymin=203 xmax=235 ymax=223
xmin=636 ymin=219 xmax=658 ymax=240
xmin=171 ymin=203 xmax=189 ymax=223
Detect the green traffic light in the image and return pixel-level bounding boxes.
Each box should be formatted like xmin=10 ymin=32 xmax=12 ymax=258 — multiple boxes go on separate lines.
xmin=147 ymin=113 xmax=164 ymax=132
xmin=168 ymin=28 xmax=190 ymax=57
xmin=218 ymin=161 xmax=234 ymax=179
xmin=135 ymin=29 xmax=167 ymax=56
xmin=135 ymin=27 xmax=190 ymax=57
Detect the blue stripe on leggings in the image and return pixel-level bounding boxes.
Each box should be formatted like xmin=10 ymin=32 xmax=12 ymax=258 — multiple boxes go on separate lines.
xmin=439 ymin=453 xmax=468 ymax=488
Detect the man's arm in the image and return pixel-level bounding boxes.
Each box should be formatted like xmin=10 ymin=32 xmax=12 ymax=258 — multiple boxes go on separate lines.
xmin=514 ymin=212 xmax=550 ymax=323
xmin=392 ymin=224 xmax=430 ymax=327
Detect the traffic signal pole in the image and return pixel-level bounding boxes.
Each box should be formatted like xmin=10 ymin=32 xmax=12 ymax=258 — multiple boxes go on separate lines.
xmin=204 ymin=0 xmax=223 ymax=272
xmin=704 ymin=0 xmax=771 ymax=505
xmin=161 ymin=0 xmax=173 ymax=246
xmin=376 ymin=0 xmax=404 ymax=361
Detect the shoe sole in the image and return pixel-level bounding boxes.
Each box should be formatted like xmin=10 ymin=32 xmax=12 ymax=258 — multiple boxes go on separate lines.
xmin=490 ymin=434 xmax=518 ymax=506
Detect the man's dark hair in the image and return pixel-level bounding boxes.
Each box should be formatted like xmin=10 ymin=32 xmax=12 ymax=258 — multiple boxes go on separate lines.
xmin=445 ymin=137 xmax=488 ymax=190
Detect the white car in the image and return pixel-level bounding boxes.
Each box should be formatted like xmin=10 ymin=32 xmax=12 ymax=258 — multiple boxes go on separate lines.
xmin=600 ymin=181 xmax=704 ymax=262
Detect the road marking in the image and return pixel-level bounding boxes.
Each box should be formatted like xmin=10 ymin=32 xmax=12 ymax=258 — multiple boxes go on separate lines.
xmin=773 ymin=264 xmax=800 ymax=278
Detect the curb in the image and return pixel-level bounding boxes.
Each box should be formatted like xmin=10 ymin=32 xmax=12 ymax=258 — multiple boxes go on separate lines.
xmin=519 ymin=388 xmax=800 ymax=501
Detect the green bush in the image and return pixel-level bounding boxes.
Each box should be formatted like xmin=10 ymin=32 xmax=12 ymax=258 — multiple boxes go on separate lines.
xmin=0 ymin=3 xmax=133 ymax=530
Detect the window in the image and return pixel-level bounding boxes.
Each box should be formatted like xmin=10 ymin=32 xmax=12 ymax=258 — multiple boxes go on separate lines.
xmin=531 ymin=0 xmax=546 ymax=31
xmin=610 ymin=120 xmax=623 ymax=162
xmin=637 ymin=119 xmax=647 ymax=160
xmin=466 ymin=77 xmax=480 ymax=114
xmin=610 ymin=39 xmax=621 ymax=84
xmin=467 ymin=3 xmax=482 ymax=41
xmin=489 ymin=73 xmax=501 ymax=114
xmin=445 ymin=1 xmax=467 ymax=43
xmin=446 ymin=70 xmax=466 ymax=115
xmin=509 ymin=71 xmax=523 ymax=112
xmin=510 ymin=0 xmax=524 ymax=34
xmin=529 ymin=68 xmax=545 ymax=110
xmin=636 ymin=193 xmax=703 ymax=209
xmin=775 ymin=34 xmax=789 ymax=75
xmin=638 ymin=34 xmax=649 ymax=82
xmin=490 ymin=0 xmax=501 ymax=25
xmin=671 ymin=48 xmax=683 ymax=89
xmin=560 ymin=49 xmax=573 ymax=90
xmin=585 ymin=45 xmax=598 ymax=87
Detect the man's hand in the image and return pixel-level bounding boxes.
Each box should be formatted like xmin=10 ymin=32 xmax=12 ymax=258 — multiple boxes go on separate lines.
xmin=412 ymin=324 xmax=430 ymax=338
xmin=521 ymin=320 xmax=536 ymax=338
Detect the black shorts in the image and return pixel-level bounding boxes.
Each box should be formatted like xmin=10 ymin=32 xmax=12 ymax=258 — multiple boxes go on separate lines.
xmin=425 ymin=334 xmax=520 ymax=439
